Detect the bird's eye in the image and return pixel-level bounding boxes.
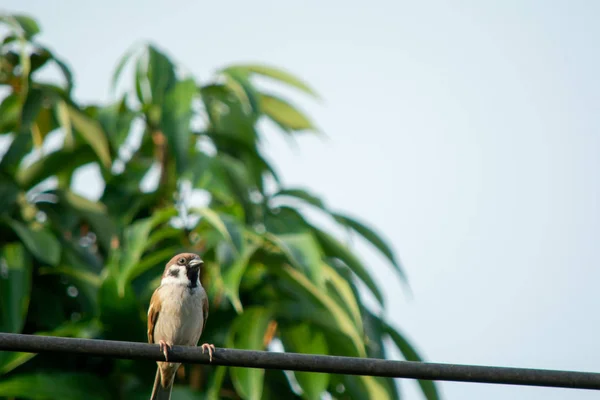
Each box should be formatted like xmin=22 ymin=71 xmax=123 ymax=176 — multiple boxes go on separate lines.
xmin=178 ymin=257 xmax=186 ymax=265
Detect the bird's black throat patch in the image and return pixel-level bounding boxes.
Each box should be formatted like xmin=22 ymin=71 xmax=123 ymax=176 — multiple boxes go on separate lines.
xmin=186 ymin=268 xmax=199 ymax=289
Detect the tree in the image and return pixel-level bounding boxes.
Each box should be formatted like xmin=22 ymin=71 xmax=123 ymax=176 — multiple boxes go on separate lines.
xmin=0 ymin=13 xmax=439 ymax=400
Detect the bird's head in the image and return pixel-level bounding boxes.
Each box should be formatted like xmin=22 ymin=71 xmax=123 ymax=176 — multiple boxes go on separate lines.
xmin=162 ymin=253 xmax=203 ymax=287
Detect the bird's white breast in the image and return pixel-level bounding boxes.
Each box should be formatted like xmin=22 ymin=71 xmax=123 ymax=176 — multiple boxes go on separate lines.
xmin=153 ymin=282 xmax=206 ymax=347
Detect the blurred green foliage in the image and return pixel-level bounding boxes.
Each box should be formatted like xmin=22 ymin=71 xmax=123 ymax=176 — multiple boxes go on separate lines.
xmin=0 ymin=13 xmax=440 ymax=400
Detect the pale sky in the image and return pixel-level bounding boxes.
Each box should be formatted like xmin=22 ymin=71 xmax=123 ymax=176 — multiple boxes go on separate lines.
xmin=4 ymin=1 xmax=600 ymax=399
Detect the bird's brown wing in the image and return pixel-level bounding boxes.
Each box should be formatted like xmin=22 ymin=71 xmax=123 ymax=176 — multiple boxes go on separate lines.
xmin=147 ymin=288 xmax=162 ymax=344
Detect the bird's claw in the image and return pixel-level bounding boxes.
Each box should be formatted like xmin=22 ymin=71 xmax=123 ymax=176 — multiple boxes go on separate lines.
xmin=159 ymin=340 xmax=172 ymax=362
xmin=201 ymin=343 xmax=216 ymax=362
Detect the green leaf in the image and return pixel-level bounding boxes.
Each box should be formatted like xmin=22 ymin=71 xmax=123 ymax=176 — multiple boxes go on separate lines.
xmin=38 ymin=264 xmax=101 ymax=287
xmin=260 ymin=93 xmax=316 ymax=132
xmin=49 ymin=51 xmax=74 ymax=95
xmin=221 ymin=67 xmax=261 ymax=114
xmin=230 ymin=63 xmax=320 ymax=98
xmin=67 ymin=105 xmax=112 ymax=168
xmin=200 ymin=84 xmax=258 ymax=144
xmin=0 ymin=14 xmax=41 ymax=39
xmin=276 ymin=265 xmax=365 ymax=357
xmin=161 ymin=78 xmax=196 ymax=174
xmin=192 ymin=207 xmax=238 ymax=252
xmin=268 ymin=232 xmax=323 ymax=287
xmin=0 ymin=94 xmax=21 ymax=133
xmin=96 ymin=96 xmax=136 ymax=150
xmin=98 ymin=274 xmax=145 ymax=342
xmin=5 ymin=218 xmax=60 ymax=266
xmin=280 ymin=324 xmax=329 ymax=400
xmin=228 ymin=307 xmax=272 ymax=400
xmin=360 ymin=310 xmax=400 ymax=398
xmin=0 ymin=243 xmax=31 ymax=333
xmin=21 ymin=88 xmax=44 ymax=131
xmin=57 ymin=190 xmax=116 ymax=252
xmin=0 ymin=179 xmax=20 ymax=213
xmin=383 ymin=320 xmax=440 ymax=400
xmin=116 ymin=208 xmax=177 ymax=288
xmin=0 ymin=133 xmax=31 ymax=174
xmin=313 ymin=228 xmax=385 ymax=306
xmin=16 ymin=145 xmax=97 ymax=189
xmin=343 ymin=375 xmax=392 ymax=400
xmin=0 ymin=373 xmax=112 ymax=400
xmin=322 ymin=262 xmax=363 ymax=332
xmin=222 ymin=240 xmax=260 ymax=313
xmin=147 ymin=45 xmax=176 ymax=105
xmin=111 ymin=43 xmax=140 ymax=92
xmin=334 ymin=213 xmax=407 ymax=281
xmin=273 ymin=188 xmax=326 ymax=210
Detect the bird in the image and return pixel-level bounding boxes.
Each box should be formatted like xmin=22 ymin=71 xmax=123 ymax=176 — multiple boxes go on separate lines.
xmin=147 ymin=252 xmax=215 ymax=400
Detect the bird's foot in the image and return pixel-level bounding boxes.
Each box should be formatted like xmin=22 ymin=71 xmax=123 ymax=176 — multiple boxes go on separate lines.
xmin=159 ymin=340 xmax=172 ymax=362
xmin=201 ymin=343 xmax=216 ymax=362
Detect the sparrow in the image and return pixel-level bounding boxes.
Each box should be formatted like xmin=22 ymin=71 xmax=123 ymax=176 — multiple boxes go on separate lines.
xmin=147 ymin=253 xmax=215 ymax=400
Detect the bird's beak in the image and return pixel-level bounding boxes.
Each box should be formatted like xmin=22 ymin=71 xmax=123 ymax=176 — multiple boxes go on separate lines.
xmin=188 ymin=258 xmax=203 ymax=269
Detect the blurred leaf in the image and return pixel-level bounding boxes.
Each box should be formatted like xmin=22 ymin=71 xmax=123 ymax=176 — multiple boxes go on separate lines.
xmin=57 ymin=190 xmax=116 ymax=251
xmin=222 ymin=240 xmax=260 ymax=313
xmin=230 ymin=64 xmax=320 ymax=98
xmin=192 ymin=207 xmax=239 ymax=252
xmin=16 ymin=145 xmax=96 ymax=189
xmin=48 ymin=50 xmax=74 ymax=95
xmin=161 ymin=78 xmax=195 ymax=174
xmin=260 ymin=93 xmax=316 ymax=132
xmin=38 ymin=264 xmax=101 ymax=286
xmin=0 ymin=14 xmax=40 ymax=39
xmin=0 ymin=373 xmax=112 ymax=400
xmin=280 ymin=324 xmax=329 ymax=400
xmin=276 ymin=265 xmax=365 ymax=357
xmin=206 ymin=365 xmax=228 ymax=400
xmin=0 ymin=243 xmax=31 ymax=333
xmin=5 ymin=218 xmax=60 ymax=266
xmin=0 ymin=178 xmax=20 ymax=213
xmin=322 ymin=262 xmax=363 ymax=332
xmin=98 ymin=274 xmax=145 ymax=342
xmin=360 ymin=310 xmax=400 ymax=398
xmin=273 ymin=188 xmax=326 ymax=210
xmin=261 ymin=369 xmax=303 ymax=400
xmin=67 ymin=105 xmax=112 ymax=168
xmin=200 ymin=84 xmax=257 ymax=144
xmin=96 ymin=96 xmax=136 ymax=150
xmin=111 ymin=43 xmax=140 ymax=92
xmin=170 ymin=387 xmax=203 ymax=399
xmin=221 ymin=67 xmax=261 ymax=114
xmin=0 ymin=93 xmax=20 ymax=133
xmin=343 ymin=375 xmax=392 ymax=400
xmin=313 ymin=228 xmax=384 ymax=306
xmin=29 ymin=50 xmax=51 ymax=74
xmin=383 ymin=320 xmax=440 ymax=400
xmin=116 ymin=208 xmax=177 ymax=287
xmin=0 ymin=133 xmax=31 ymax=174
xmin=147 ymin=45 xmax=176 ymax=105
xmin=334 ymin=213 xmax=406 ymax=281
xmin=228 ymin=307 xmax=272 ymax=400
xmin=21 ymin=88 xmax=44 ymax=131
xmin=268 ymin=232 xmax=323 ymax=287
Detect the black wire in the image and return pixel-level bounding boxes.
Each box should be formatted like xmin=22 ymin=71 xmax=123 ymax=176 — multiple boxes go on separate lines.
xmin=0 ymin=333 xmax=599 ymax=390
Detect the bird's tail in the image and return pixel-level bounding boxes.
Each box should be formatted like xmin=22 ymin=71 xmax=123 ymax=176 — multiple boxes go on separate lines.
xmin=150 ymin=366 xmax=176 ymax=400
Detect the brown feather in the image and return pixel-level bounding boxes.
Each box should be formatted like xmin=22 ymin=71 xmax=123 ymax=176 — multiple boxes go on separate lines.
xmin=147 ymin=289 xmax=162 ymax=344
